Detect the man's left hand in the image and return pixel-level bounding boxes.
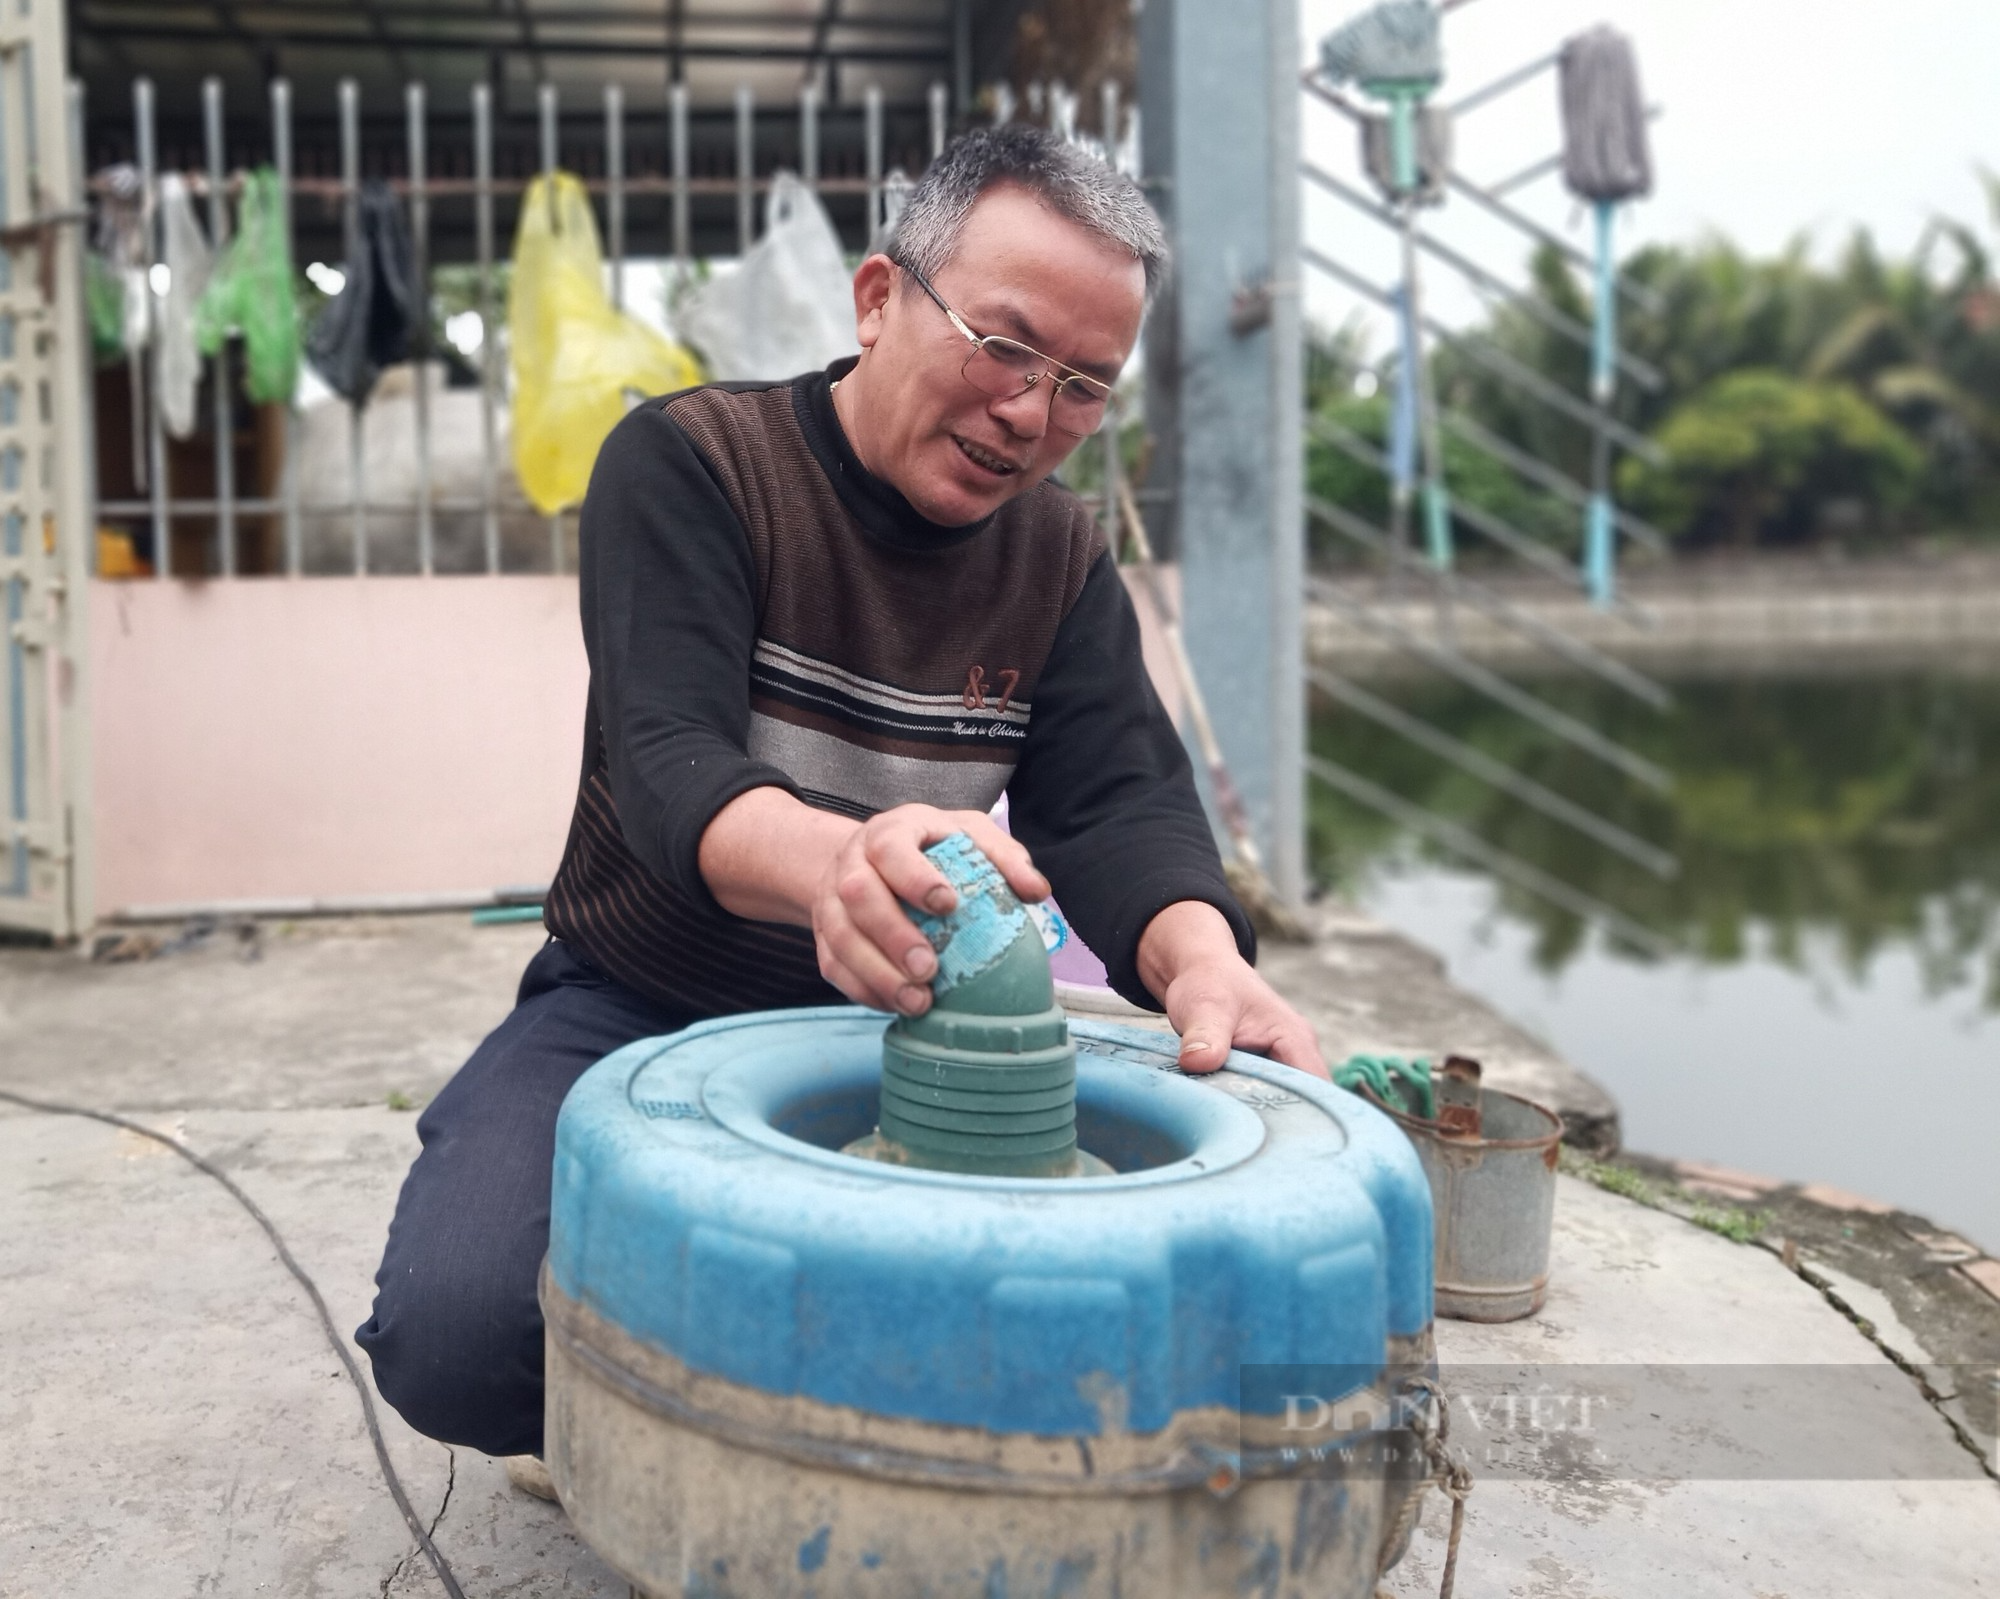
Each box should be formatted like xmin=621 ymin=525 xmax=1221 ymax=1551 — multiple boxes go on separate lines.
xmin=1135 ymin=900 xmax=1328 ymax=1080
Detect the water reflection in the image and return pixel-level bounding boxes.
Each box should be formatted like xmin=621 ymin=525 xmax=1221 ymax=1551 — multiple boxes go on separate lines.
xmin=1311 ymin=668 xmax=2000 ymax=1248
xmin=1311 ymin=671 xmax=2000 ymax=1007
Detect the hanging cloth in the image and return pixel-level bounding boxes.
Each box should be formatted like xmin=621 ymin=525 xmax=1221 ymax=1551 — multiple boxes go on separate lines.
xmin=197 ymin=166 xmax=302 ymax=406
xmin=305 ymin=178 xmax=419 ymax=403
xmin=92 ymin=164 xmax=152 ymax=484
xmin=91 ymin=164 xmax=150 ymax=354
xmin=509 ymin=170 xmax=704 ymax=514
xmin=157 ymin=174 xmax=214 ymax=440
xmin=85 ymin=252 xmax=127 ymax=364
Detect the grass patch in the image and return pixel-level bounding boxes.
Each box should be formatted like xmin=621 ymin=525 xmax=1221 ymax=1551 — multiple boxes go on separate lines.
xmin=1560 ymin=1148 xmax=1771 ymax=1245
xmin=1560 ymin=1148 xmax=1658 ymax=1205
xmin=386 ymin=1089 xmax=417 ymax=1112
xmin=1690 ymin=1204 xmax=1769 ymax=1244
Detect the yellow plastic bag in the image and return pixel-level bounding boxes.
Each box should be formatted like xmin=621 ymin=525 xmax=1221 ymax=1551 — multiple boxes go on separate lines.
xmin=510 ymin=172 xmax=704 ymax=514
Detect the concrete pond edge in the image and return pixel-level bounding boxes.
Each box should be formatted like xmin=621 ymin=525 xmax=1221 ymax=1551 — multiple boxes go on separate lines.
xmin=1559 ymin=1146 xmax=2000 ymax=1485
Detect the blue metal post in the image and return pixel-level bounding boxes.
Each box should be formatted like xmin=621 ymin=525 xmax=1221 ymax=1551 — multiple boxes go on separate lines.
xmin=1140 ymin=0 xmax=1305 ymax=906
xmin=1586 ymin=199 xmax=1619 ymax=606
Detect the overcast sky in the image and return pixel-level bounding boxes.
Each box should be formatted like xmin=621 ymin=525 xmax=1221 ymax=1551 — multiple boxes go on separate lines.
xmin=1297 ymin=0 xmax=2000 ymax=340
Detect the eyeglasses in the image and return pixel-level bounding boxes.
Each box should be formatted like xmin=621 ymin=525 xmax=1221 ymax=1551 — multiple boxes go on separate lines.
xmin=891 ymin=256 xmax=1114 ymax=437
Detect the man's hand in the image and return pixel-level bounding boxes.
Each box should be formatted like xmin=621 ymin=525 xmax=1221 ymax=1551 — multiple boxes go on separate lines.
xmin=812 ymin=804 xmax=1047 ymax=1015
xmin=700 ymin=790 xmax=1048 ymax=1016
xmin=1136 ymin=900 xmax=1327 ymax=1080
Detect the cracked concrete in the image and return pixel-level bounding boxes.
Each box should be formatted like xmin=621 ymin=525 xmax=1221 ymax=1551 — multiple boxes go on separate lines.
xmin=382 ymin=1449 xmax=455 ymax=1599
xmin=5 ymin=909 xmax=1995 ymax=1597
xmin=1612 ymin=1151 xmax=2000 ymax=1477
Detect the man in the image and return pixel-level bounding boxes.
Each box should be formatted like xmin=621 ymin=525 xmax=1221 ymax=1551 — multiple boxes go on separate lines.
xmin=356 ymin=126 xmax=1323 ymax=1469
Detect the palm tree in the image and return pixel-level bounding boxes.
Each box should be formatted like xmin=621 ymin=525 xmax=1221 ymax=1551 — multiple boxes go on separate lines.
xmin=1436 ymin=185 xmax=2000 ymax=548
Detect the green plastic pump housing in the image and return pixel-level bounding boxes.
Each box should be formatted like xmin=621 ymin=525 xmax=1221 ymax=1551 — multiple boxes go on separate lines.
xmin=850 ymin=833 xmax=1099 ymax=1179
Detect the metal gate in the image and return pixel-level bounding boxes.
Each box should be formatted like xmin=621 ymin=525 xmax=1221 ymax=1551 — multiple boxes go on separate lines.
xmin=0 ymin=0 xmax=92 ymax=938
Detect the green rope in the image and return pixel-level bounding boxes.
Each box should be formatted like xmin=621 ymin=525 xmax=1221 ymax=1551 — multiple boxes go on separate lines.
xmin=1333 ymin=1053 xmax=1436 ymax=1120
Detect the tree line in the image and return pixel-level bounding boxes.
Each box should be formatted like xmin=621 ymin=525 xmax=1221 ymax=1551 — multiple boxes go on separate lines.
xmin=1309 ymin=177 xmax=2000 ymax=557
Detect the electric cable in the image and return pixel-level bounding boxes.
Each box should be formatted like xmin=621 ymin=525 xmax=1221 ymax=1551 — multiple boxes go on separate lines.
xmin=0 ymin=1088 xmax=468 ymax=1599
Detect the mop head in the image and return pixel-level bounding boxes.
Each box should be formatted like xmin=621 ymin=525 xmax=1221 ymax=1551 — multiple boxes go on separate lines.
xmin=1559 ymin=25 xmax=1652 ymax=203
xmin=1361 ymin=104 xmax=1453 ymax=201
xmin=1319 ymin=0 xmax=1442 ymax=89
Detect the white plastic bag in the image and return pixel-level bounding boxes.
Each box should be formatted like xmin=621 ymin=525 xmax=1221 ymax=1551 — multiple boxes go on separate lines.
xmin=157 ymin=175 xmax=213 ymax=440
xmin=676 ymin=170 xmax=857 ymax=381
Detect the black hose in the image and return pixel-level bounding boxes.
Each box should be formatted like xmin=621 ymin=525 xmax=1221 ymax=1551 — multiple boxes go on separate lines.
xmin=0 ymin=1088 xmax=468 ymax=1599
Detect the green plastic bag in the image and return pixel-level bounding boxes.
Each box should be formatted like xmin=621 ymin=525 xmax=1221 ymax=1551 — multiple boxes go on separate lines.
xmin=196 ymin=166 xmax=301 ymax=405
xmin=510 ymin=171 xmax=704 ymax=514
xmin=85 ymin=251 xmax=126 ymax=364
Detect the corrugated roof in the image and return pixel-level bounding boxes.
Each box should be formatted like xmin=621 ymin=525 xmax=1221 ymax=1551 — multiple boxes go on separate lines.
xmin=71 ymin=0 xmax=976 ymax=115
xmin=69 ymin=2 xmax=1036 ymax=260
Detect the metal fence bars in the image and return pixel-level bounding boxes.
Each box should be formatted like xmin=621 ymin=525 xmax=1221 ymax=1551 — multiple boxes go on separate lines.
xmin=97 ymin=76 xmax=959 ymax=581
xmin=91 ymin=71 xmax=1141 ymax=584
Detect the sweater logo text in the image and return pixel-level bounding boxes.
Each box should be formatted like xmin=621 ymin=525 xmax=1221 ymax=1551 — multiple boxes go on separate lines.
xmin=962 ymin=665 xmax=1021 ymax=715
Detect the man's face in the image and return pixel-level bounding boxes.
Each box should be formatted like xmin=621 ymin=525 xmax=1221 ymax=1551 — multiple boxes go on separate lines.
xmin=845 ymin=183 xmax=1148 ymax=527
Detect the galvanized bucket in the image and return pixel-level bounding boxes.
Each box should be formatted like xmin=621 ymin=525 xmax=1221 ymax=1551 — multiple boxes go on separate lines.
xmin=1376 ymin=1057 xmax=1562 ymax=1323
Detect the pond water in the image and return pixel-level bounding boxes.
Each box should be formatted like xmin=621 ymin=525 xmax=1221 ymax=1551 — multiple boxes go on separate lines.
xmin=1311 ymin=669 xmax=2000 ymax=1254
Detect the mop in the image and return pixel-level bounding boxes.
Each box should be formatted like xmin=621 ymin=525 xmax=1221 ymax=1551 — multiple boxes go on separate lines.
xmin=1320 ymin=0 xmax=1442 ymax=197
xmin=1559 ymin=26 xmax=1652 ymax=607
xmin=1321 ymin=0 xmax=1455 ymax=575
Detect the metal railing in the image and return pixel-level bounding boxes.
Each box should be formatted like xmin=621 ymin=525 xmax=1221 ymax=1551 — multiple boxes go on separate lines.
xmin=1297 ymin=56 xmax=1680 ymax=953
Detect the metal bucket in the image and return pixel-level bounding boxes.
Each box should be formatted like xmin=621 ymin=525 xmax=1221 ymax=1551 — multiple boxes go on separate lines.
xmin=1379 ymin=1057 xmax=1562 ymax=1323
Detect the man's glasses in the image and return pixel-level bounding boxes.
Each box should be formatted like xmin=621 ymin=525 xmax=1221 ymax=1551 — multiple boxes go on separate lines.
xmin=891 ymin=256 xmax=1114 ymax=437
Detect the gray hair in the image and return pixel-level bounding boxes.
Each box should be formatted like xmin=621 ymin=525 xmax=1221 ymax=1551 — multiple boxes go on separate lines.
xmin=883 ymin=124 xmax=1168 ymax=306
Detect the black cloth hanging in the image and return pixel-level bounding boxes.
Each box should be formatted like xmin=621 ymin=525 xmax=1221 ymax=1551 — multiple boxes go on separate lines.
xmin=306 ymin=178 xmax=419 ymax=402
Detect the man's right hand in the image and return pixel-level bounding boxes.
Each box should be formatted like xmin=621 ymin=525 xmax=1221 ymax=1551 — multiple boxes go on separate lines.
xmin=699 ymin=791 xmax=1048 ymax=1016
xmin=813 ymin=804 xmax=1048 ymax=1015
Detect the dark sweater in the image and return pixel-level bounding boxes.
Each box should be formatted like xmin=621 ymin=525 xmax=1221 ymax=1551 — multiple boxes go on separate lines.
xmin=543 ymin=360 xmax=1253 ymax=1017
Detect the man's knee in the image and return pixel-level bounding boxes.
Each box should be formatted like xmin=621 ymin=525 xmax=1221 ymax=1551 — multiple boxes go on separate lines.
xmin=357 ymin=1251 xmax=546 ymax=1457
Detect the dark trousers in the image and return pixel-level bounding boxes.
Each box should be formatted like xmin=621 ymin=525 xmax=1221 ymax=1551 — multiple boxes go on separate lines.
xmin=355 ymin=939 xmax=693 ymax=1458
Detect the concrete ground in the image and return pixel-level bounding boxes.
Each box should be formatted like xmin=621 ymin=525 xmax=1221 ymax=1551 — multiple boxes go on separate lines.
xmin=4 ymin=911 xmax=1996 ymax=1597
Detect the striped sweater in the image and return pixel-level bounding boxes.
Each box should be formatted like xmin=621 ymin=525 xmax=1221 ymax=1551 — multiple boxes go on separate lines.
xmin=543 ymin=360 xmax=1251 ymax=1019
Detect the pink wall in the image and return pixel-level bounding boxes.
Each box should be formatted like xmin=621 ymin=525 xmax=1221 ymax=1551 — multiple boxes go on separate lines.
xmin=88 ymin=568 xmax=1182 ymax=918
xmin=90 ymin=577 xmax=589 ymax=915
